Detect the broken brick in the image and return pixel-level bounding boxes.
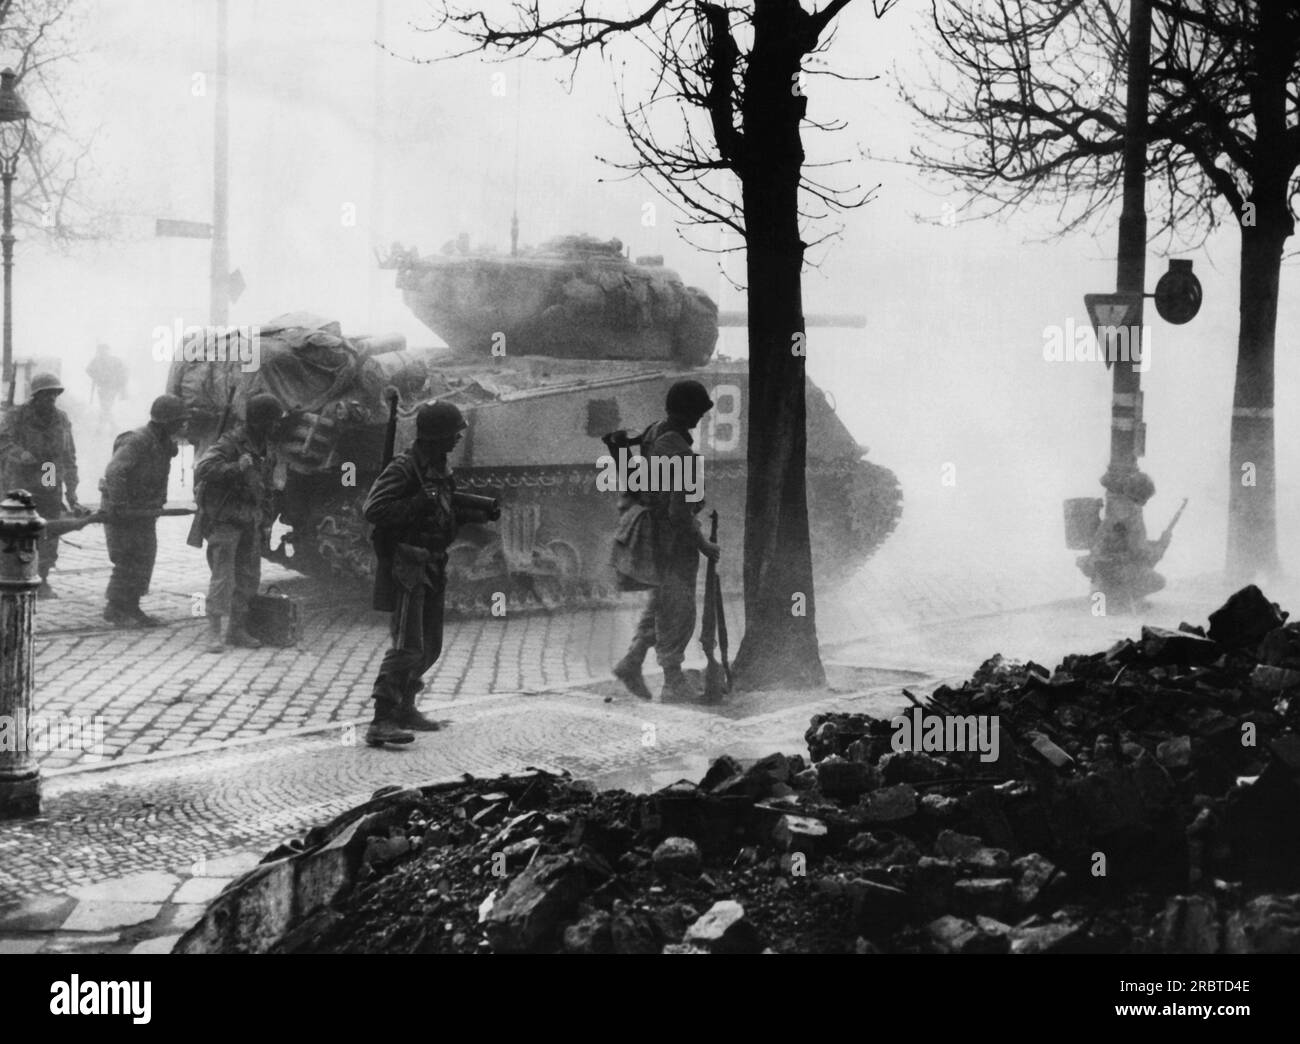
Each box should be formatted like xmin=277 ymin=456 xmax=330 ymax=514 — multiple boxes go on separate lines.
xmin=926 ymin=914 xmax=1009 ymax=954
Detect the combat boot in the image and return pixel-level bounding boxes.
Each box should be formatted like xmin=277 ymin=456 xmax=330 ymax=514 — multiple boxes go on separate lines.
xmin=226 ymin=614 xmax=263 ymax=648
xmin=397 ymin=683 xmax=441 ymax=731
xmin=660 ymin=666 xmax=698 ymax=702
xmin=125 ymin=604 xmax=163 ymax=628
xmin=204 ymin=615 xmax=225 ymax=654
xmin=365 ymin=703 xmax=415 ymax=747
xmin=613 ymin=643 xmax=654 ymax=700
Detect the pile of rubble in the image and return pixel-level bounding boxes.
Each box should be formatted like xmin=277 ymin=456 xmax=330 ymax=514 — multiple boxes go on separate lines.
xmin=189 ymin=586 xmax=1300 ymax=954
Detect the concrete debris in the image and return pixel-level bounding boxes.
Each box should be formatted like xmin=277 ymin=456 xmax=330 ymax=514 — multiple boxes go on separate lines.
xmin=187 ymin=586 xmax=1300 ymax=954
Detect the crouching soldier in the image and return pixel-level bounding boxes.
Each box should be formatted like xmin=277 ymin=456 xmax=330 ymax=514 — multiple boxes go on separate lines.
xmin=194 ymin=393 xmax=285 ymax=652
xmin=612 ymin=379 xmax=720 ymax=701
xmin=364 ymin=401 xmax=495 ymax=747
xmin=101 ymin=394 xmax=188 ymax=627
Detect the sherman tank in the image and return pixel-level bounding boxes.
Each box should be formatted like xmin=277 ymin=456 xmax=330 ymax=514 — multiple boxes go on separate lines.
xmin=168 ymin=237 xmax=902 ymax=611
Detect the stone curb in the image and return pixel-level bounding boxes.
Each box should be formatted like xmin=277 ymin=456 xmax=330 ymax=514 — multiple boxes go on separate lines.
xmin=173 ymin=769 xmax=557 ymax=954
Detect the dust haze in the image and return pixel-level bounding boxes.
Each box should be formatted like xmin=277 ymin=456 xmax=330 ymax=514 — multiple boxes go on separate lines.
xmin=20 ymin=0 xmax=1299 ymax=667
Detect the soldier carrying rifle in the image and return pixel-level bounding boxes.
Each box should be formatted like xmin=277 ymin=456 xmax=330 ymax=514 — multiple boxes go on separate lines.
xmin=364 ymin=399 xmax=498 ymax=747
xmin=100 ymin=394 xmax=189 ymax=628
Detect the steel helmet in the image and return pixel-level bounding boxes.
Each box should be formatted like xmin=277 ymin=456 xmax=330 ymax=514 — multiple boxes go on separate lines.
xmin=29 ymin=372 xmax=64 ymax=396
xmin=416 ymin=401 xmax=468 ymax=441
xmin=150 ymin=394 xmax=188 ymax=424
xmin=244 ymin=393 xmax=286 ymax=427
xmin=665 ymin=379 xmax=713 ymax=417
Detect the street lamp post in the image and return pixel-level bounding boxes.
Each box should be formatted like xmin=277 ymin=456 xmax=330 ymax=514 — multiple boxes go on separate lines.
xmin=1073 ymin=0 xmax=1161 ymax=611
xmin=0 ymin=68 xmax=31 ymax=405
xmin=1110 ymin=0 xmax=1152 ymax=482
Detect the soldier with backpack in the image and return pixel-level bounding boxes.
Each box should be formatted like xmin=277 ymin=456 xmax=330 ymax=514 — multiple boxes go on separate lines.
xmin=610 ymin=379 xmax=721 ymax=701
xmin=100 ymin=395 xmax=189 ymax=627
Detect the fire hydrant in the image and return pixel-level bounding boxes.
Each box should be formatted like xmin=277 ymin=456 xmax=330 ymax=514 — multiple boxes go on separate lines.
xmin=0 ymin=489 xmax=45 ymax=817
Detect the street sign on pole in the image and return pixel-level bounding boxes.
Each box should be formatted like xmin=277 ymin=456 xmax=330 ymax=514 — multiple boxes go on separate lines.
xmin=155 ymin=218 xmax=213 ymax=239
xmin=1084 ymin=291 xmax=1143 ymax=369
xmin=1154 ymin=259 xmax=1202 ymax=324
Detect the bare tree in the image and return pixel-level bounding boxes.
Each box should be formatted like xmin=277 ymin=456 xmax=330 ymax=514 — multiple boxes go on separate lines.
xmin=423 ymin=0 xmax=898 ymax=689
xmin=1 ymin=0 xmax=104 ymax=242
xmin=906 ymin=0 xmax=1300 ymax=584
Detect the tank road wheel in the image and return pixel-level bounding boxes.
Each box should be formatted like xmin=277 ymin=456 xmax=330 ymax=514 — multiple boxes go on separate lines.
xmin=807 ymin=459 xmax=904 ymax=590
xmin=531 ymin=540 xmax=582 ymax=610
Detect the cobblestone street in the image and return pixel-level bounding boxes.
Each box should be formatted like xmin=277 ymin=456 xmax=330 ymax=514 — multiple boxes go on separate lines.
xmin=0 ymin=513 xmax=1142 ymax=952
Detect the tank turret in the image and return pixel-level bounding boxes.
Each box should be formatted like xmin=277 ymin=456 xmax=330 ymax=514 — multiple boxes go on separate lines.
xmin=381 ymin=235 xmax=719 ymax=367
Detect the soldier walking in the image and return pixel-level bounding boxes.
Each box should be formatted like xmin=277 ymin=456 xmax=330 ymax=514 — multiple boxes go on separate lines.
xmin=364 ymin=401 xmax=494 ymax=747
xmin=100 ymin=394 xmax=188 ymax=627
xmin=0 ymin=372 xmax=88 ymax=598
xmin=612 ymin=379 xmax=720 ymax=701
xmin=193 ymin=393 xmax=284 ymax=652
xmin=86 ymin=343 xmax=128 ymax=433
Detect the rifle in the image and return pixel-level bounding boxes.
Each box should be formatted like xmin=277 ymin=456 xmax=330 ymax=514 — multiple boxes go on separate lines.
xmin=371 ymin=389 xmax=401 ymax=611
xmin=453 ymin=491 xmax=501 ymax=523
xmin=1158 ymin=497 xmax=1190 ymax=549
xmin=44 ymin=507 xmax=196 ymax=538
xmin=186 ymin=385 xmax=238 ymax=548
xmin=701 ymin=510 xmax=730 ymax=701
xmin=381 ymin=387 xmax=399 ymax=469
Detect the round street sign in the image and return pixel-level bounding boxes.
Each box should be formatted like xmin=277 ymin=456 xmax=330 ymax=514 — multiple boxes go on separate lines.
xmin=1155 ymin=259 xmax=1202 ymax=324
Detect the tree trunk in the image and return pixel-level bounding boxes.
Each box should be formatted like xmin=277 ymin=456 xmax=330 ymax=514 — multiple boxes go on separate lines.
xmin=1226 ymin=220 xmax=1287 ymax=584
xmin=1225 ymin=3 xmax=1294 ymax=586
xmin=731 ymin=0 xmax=825 ymax=690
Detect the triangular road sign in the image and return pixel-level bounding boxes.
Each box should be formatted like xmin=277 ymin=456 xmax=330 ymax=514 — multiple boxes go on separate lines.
xmin=1084 ymin=292 xmax=1143 ymax=369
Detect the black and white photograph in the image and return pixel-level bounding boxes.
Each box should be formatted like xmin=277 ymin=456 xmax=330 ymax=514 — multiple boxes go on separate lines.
xmin=0 ymin=0 xmax=1294 ymax=1001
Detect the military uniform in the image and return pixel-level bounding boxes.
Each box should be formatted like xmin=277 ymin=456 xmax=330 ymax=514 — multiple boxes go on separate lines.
xmin=626 ymin=417 xmax=710 ymax=672
xmin=365 ymin=443 xmax=460 ymax=723
xmin=611 ymin=380 xmax=717 ymax=702
xmin=0 ymin=398 xmax=81 ymax=586
xmin=1079 ymin=491 xmax=1167 ymax=606
xmin=193 ymin=425 xmax=277 ymax=630
xmin=101 ymin=421 xmax=179 ymax=622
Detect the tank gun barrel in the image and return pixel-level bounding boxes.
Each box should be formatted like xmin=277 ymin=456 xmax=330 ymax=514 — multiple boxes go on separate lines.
xmin=717 ymin=311 xmax=866 ymax=329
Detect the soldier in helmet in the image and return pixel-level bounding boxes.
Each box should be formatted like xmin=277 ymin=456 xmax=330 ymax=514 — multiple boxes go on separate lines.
xmin=193 ymin=393 xmax=285 ymax=652
xmin=612 ymin=378 xmax=721 ymax=702
xmin=100 ymin=394 xmax=189 ymax=627
xmin=0 ymin=371 xmax=88 ymax=598
xmin=363 ymin=400 xmax=494 ymax=747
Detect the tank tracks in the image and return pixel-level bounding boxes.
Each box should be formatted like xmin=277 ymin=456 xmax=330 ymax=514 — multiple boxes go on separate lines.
xmin=274 ymin=456 xmax=903 ymax=616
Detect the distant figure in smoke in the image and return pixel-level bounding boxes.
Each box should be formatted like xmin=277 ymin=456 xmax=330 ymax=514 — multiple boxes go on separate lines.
xmin=611 ymin=379 xmax=721 ymax=702
xmin=1078 ymin=469 xmax=1168 ymax=612
xmin=86 ymin=343 xmax=128 ymax=433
